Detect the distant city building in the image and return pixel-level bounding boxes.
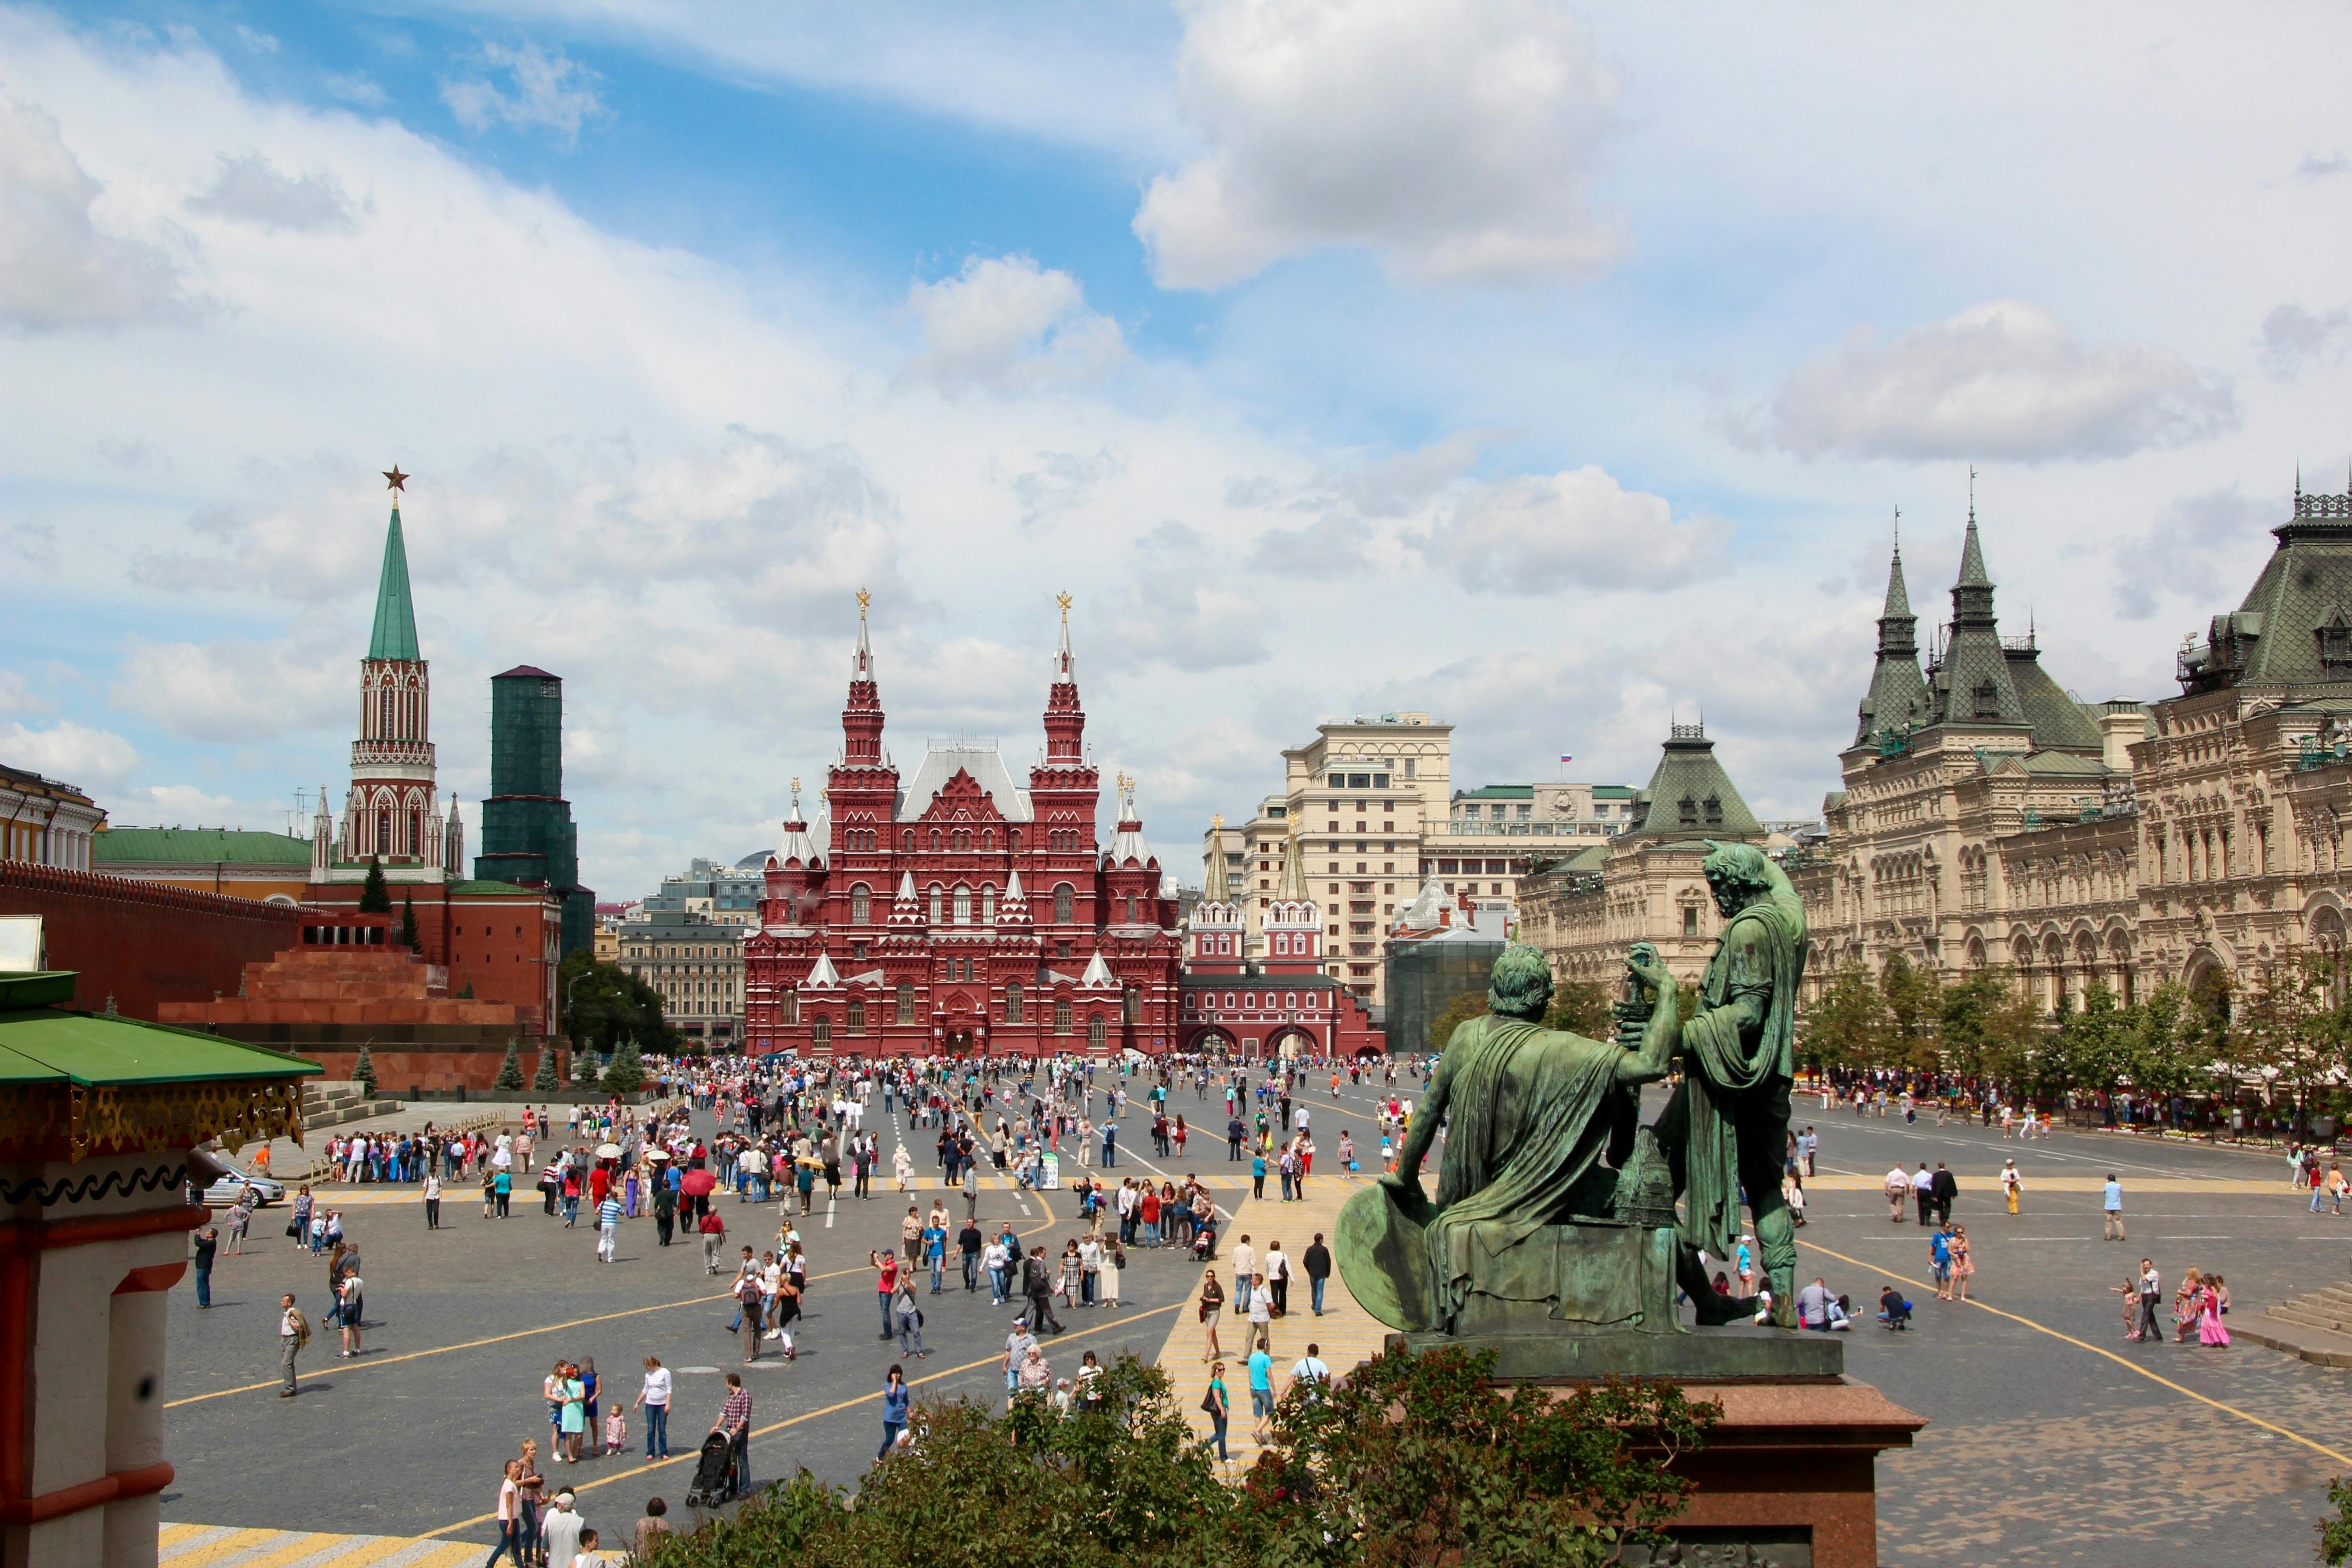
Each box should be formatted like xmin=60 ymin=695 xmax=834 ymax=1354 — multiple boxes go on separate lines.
xmin=645 ymin=858 xmax=763 ymax=926
xmin=1383 ymin=878 xmax=1510 ymax=1056
xmin=89 ymin=828 xmax=312 ymax=904
xmin=0 ymin=764 xmax=103 ymax=870
xmin=742 ymin=598 xmax=1183 ymax=1058
xmin=474 ymin=665 xmax=596 ymax=959
xmin=616 ymin=909 xmax=747 ymax=1046
xmin=1205 ymin=714 xmax=1631 ymax=1012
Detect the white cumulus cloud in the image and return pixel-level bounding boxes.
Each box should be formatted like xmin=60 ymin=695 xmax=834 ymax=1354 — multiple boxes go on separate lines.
xmin=0 ymin=90 xmax=195 ymax=331
xmin=2 ymin=719 xmax=140 ymax=788
xmin=1759 ymin=299 xmax=2240 ymax=463
xmin=1428 ymin=466 xmax=1729 ymax=593
xmin=1135 ymin=0 xmax=1623 ymax=289
xmin=111 ymin=634 xmax=352 ymax=745
xmin=905 ymin=254 xmax=1125 ymax=393
xmin=442 ymin=41 xmax=607 ymax=145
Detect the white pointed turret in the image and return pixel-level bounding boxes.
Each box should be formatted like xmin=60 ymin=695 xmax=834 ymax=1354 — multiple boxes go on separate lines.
xmin=443 ymin=795 xmax=464 ymax=875
xmin=998 ymin=869 xmax=1031 ymax=926
xmin=890 ymin=870 xmax=925 ymax=927
xmin=310 ymin=784 xmax=334 ymax=874
xmin=853 ymin=588 xmax=875 ymax=681
xmin=804 ymin=953 xmax=843 ymax=988
xmin=1077 ymin=951 xmax=1117 ymax=989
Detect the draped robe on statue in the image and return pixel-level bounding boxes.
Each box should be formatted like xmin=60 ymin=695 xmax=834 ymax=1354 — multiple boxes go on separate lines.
xmin=1661 ymin=886 xmax=1805 ymax=1269
xmin=1425 ymin=1015 xmax=1636 ymax=1328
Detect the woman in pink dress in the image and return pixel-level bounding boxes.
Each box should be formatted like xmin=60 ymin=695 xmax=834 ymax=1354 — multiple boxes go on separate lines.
xmin=2197 ymin=1280 xmax=2230 ymax=1347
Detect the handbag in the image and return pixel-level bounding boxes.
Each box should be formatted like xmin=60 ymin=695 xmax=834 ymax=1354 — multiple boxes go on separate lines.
xmin=1200 ymin=1390 xmax=1220 ymax=1416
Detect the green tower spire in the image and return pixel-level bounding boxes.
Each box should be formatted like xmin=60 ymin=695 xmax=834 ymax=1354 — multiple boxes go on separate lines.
xmin=368 ymin=469 xmax=421 ymax=662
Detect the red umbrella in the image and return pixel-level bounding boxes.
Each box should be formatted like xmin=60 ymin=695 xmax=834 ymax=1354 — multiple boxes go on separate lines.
xmin=679 ymin=1168 xmax=716 ymax=1197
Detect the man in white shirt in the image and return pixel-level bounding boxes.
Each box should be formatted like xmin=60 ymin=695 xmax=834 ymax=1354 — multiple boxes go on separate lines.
xmin=1910 ymin=1165 xmax=1935 ymax=1226
xmin=1290 ymin=1343 xmax=1330 ymax=1393
xmin=278 ymin=1293 xmax=303 ymax=1396
xmin=540 ymin=1490 xmax=586 ymax=1568
xmin=1230 ymin=1236 xmax=1255 ymax=1311
xmin=1883 ymin=1165 xmax=1910 ymax=1223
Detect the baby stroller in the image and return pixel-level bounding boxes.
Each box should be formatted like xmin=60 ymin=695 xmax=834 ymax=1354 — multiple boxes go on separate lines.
xmin=685 ymin=1429 xmax=744 ymax=1507
xmin=1191 ymin=1220 xmax=1217 ymax=1262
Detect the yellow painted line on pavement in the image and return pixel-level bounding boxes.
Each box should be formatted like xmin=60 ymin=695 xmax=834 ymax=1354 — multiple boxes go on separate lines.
xmin=157 ymin=1523 xmax=211 ymax=1549
xmin=225 ymin=1533 xmax=352 ymax=1568
xmin=1798 ymin=1237 xmax=2352 ymax=1469
xmin=416 ymin=1301 xmax=1188 ymax=1539
xmin=159 ymin=1528 xmax=285 ymax=1565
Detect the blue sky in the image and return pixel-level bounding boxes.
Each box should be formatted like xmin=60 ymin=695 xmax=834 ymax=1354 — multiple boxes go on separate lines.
xmin=5 ymin=1 xmax=2351 ymax=897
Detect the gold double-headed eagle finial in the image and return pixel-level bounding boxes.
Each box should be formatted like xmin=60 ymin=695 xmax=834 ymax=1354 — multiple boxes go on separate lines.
xmin=1056 ymin=590 xmax=1073 ymax=622
xmin=857 ymin=588 xmax=872 ymax=618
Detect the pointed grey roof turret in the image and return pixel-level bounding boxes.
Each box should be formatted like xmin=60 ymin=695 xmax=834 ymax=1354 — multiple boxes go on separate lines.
xmin=1855 ymin=524 xmax=1929 ymax=749
xmin=1927 ymin=505 xmax=2029 ymax=730
xmin=1630 ymin=721 xmax=1761 ymax=837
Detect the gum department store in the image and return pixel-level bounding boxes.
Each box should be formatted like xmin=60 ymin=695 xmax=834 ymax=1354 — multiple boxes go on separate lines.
xmin=1525 ymin=475 xmax=2352 ymax=1014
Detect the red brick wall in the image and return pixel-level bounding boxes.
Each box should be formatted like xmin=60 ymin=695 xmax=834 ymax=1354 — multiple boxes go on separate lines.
xmin=304 ymin=1046 xmax=564 ymax=1093
xmin=0 ymin=862 xmax=303 ymax=1019
xmin=446 ymin=897 xmax=557 ymax=1033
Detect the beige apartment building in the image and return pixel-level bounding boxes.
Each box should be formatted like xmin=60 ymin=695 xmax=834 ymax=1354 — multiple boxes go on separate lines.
xmin=1201 ymin=713 xmax=1637 ymax=1009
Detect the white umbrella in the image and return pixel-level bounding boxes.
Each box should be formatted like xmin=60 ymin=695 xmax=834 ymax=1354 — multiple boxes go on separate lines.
xmin=597 ymin=1142 xmax=623 ymax=1159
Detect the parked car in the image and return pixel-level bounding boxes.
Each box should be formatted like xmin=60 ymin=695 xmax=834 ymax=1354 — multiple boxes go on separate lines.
xmin=201 ymin=1161 xmax=285 ymax=1208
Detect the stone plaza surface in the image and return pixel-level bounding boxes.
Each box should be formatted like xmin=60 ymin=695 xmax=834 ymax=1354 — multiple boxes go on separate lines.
xmin=158 ymin=1080 xmax=2346 ymax=1564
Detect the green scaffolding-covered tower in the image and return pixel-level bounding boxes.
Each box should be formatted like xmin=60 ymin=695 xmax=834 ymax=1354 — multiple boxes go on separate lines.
xmin=475 ymin=665 xmax=595 ymax=959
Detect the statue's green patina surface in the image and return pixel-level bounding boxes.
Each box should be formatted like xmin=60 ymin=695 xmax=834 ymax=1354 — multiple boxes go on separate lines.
xmin=1337 ymin=840 xmax=1808 ymax=1342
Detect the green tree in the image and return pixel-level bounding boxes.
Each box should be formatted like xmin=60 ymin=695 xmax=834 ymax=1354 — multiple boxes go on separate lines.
xmin=1428 ymin=989 xmax=1490 ymax=1052
xmin=398 ymin=888 xmax=420 ymax=952
xmin=1940 ymin=969 xmax=2046 ymax=1093
xmin=358 ymin=855 xmax=392 ymax=915
xmin=603 ymin=1035 xmax=647 ymax=1095
xmin=1801 ymin=961 xmax=1889 ymax=1072
xmin=641 ymin=1346 xmax=1715 ymax=1568
xmin=2320 ymin=1475 xmax=2352 ymax=1565
xmin=492 ymin=1040 xmax=525 ymax=1092
xmin=1880 ymin=953 xmax=1944 ymax=1072
xmin=1246 ymin=1343 xmax=1714 ymax=1566
xmin=532 ymin=1044 xmax=561 ymax=1093
xmin=1544 ymin=979 xmax=1616 ymax=1039
xmin=2045 ymin=981 xmax=2133 ymax=1099
xmin=351 ymin=1041 xmax=377 ymax=1096
xmin=559 ymin=948 xmax=680 ymax=1055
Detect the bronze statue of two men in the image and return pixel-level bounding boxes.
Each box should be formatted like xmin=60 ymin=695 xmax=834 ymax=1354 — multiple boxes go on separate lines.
xmin=1347 ymin=842 xmax=1806 ymax=1335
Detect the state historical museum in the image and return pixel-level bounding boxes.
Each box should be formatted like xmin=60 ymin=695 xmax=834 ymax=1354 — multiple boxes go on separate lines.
xmin=742 ymin=600 xmax=1181 ymax=1058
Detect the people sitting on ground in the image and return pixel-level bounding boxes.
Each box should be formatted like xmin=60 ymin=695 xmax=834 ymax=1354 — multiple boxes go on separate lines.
xmin=1877 ymin=1284 xmax=1912 ymax=1330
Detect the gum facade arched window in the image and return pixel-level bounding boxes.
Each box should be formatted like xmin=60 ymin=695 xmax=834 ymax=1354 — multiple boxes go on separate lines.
xmin=1054 ymin=884 xmax=1074 ymax=923
xmin=851 ymin=884 xmax=871 ymax=923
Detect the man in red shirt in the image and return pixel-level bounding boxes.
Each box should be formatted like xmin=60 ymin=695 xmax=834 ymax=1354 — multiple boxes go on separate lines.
xmin=589 ymin=1164 xmax=612 ymax=1205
